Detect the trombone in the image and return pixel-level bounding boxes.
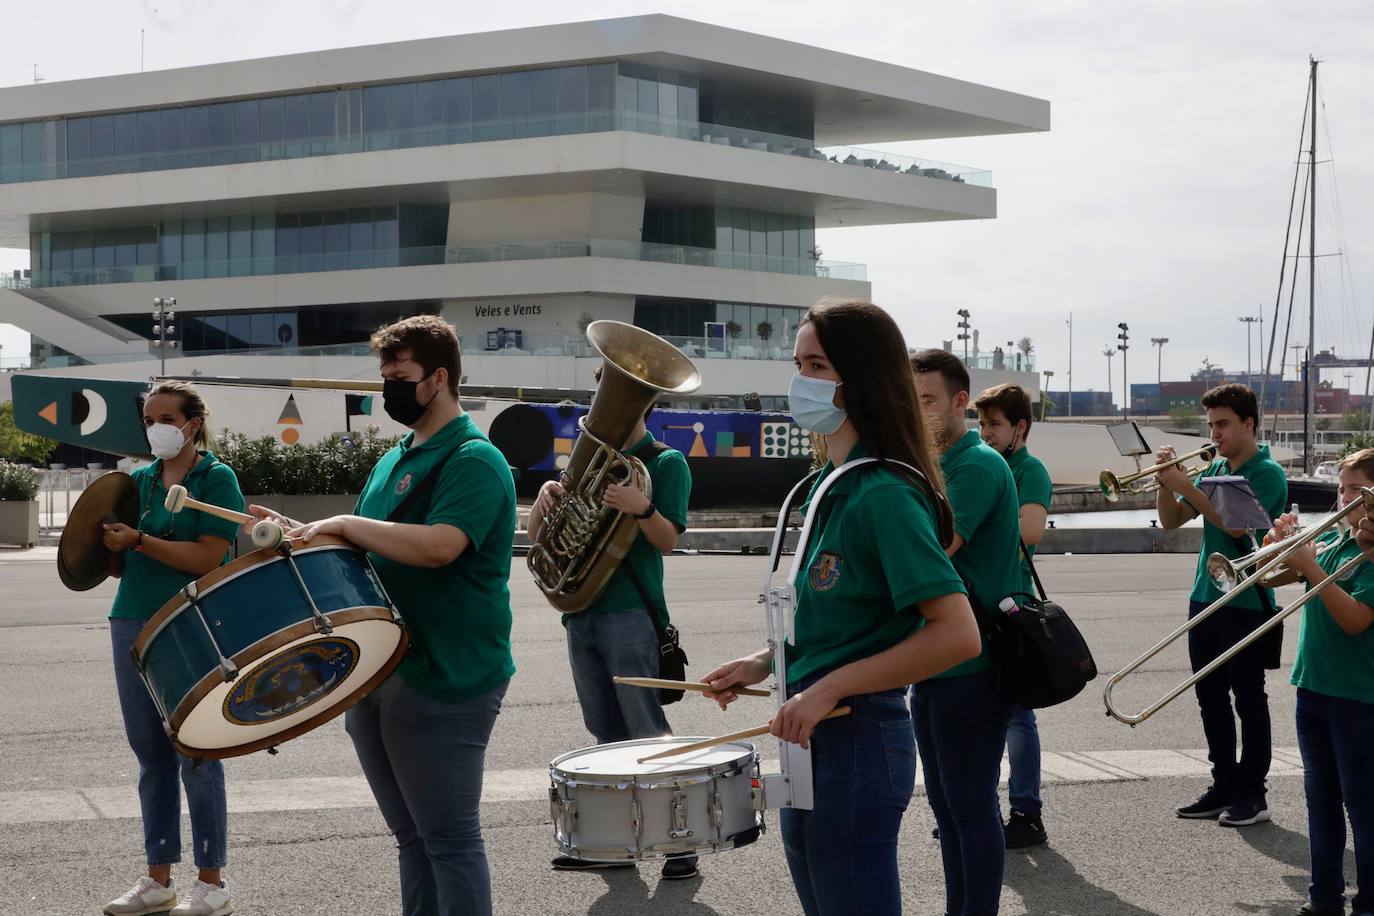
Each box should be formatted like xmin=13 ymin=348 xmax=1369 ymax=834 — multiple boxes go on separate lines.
xmin=1099 ymin=444 xmax=1217 ymax=502
xmin=1103 ymin=486 xmax=1374 ymax=726
xmin=1205 ymin=504 xmax=1343 ymax=593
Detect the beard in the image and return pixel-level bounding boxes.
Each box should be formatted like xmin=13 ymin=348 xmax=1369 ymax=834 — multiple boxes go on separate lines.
xmin=928 ymin=413 xmax=958 ymax=450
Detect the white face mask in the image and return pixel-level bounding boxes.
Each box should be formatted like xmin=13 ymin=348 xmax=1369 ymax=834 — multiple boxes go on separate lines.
xmin=146 ymin=421 xmax=192 ymax=460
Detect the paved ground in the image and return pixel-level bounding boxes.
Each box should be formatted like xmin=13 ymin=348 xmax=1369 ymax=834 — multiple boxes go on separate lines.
xmin=0 ymin=549 xmax=1357 ymax=915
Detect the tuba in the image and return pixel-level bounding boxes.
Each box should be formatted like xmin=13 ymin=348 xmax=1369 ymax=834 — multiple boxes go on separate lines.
xmin=528 ymin=321 xmax=701 ymax=613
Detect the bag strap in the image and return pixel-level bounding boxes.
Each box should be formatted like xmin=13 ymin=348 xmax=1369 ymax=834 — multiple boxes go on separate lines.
xmin=623 ymin=562 xmax=674 ymax=648
xmin=1019 ymin=539 xmax=1049 ymax=602
xmin=386 ymin=457 xmax=449 ymax=523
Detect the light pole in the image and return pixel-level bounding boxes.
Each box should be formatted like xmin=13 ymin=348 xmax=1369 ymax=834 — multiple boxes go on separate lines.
xmin=1151 ymin=337 xmax=1169 ymax=418
xmin=1117 ymin=323 xmax=1130 ymax=417
xmin=1065 ymin=313 xmax=1074 ymax=417
xmin=956 ymin=309 xmax=971 ymax=363
xmin=152 ymin=297 xmax=177 ymax=377
xmin=1041 ymin=370 xmax=1054 ymax=419
xmin=1239 ymin=316 xmax=1259 ymax=389
xmin=1103 ymin=347 xmax=1116 ymax=415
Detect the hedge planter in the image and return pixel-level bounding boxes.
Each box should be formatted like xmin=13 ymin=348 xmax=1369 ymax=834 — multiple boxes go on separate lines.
xmin=0 ymin=500 xmax=39 ymax=548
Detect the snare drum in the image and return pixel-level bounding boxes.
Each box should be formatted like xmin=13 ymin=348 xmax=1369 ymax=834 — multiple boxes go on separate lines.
xmin=131 ymin=535 xmax=406 ymax=759
xmin=549 ymin=737 xmax=763 ymax=862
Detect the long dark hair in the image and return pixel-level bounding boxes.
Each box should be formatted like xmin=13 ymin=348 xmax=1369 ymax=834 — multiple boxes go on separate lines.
xmin=801 ymin=298 xmax=953 ymax=540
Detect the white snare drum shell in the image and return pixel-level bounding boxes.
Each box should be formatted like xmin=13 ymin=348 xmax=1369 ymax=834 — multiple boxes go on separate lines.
xmin=549 ymin=737 xmax=763 ymax=862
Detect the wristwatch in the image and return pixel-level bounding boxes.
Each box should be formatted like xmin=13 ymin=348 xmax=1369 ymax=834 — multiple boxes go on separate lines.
xmin=634 ymin=503 xmax=657 ymax=520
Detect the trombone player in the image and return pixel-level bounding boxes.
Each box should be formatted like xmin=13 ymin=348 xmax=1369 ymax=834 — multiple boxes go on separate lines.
xmin=1155 ymin=383 xmax=1287 ymax=827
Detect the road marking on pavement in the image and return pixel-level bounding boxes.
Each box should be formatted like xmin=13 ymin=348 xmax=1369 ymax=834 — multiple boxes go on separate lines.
xmin=0 ymin=747 xmax=1307 ymax=826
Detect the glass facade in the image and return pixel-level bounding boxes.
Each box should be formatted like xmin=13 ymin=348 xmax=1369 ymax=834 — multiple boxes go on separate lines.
xmin=108 ymin=301 xmax=439 ymax=353
xmin=643 ymin=204 xmax=818 ymax=276
xmin=30 ymin=203 xmax=448 ymax=285
xmin=634 ymin=296 xmax=803 ymax=353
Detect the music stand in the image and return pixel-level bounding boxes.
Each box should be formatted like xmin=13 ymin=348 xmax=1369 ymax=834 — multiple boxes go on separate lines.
xmin=1200 ymin=475 xmax=1274 ymax=533
xmin=1107 ymin=421 xmax=1152 ymax=474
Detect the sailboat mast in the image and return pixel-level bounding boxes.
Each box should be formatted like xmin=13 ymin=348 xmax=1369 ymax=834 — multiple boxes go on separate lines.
xmin=1304 ymin=56 xmax=1318 ymax=475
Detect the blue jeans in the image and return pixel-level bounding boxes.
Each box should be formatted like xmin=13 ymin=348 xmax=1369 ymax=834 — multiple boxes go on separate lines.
xmin=565 ymin=608 xmax=670 ymax=744
xmin=780 ymin=673 xmax=916 ymax=916
xmin=346 ymin=673 xmax=508 ymax=916
xmin=1296 ymin=687 xmax=1374 ymax=914
xmin=1006 ymin=705 xmax=1042 ymax=815
xmin=109 ymin=617 xmax=227 ymax=869
xmin=1187 ymin=601 xmax=1271 ymax=796
xmin=912 ymin=668 xmax=1013 ymax=916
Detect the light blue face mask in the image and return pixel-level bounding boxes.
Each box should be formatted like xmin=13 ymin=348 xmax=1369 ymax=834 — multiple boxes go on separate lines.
xmin=788 ymin=373 xmax=847 ymax=435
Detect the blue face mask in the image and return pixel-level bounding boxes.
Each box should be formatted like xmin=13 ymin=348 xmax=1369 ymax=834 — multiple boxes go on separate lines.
xmin=788 ymin=373 xmax=847 ymax=435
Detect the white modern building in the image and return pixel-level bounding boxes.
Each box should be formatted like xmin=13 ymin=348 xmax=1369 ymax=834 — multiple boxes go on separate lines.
xmin=0 ymin=14 xmax=1049 ymax=405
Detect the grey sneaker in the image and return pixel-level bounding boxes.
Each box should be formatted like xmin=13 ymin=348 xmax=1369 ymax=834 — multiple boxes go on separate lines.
xmin=103 ymin=876 xmax=177 ymax=915
xmin=170 ymin=878 xmax=233 ymax=916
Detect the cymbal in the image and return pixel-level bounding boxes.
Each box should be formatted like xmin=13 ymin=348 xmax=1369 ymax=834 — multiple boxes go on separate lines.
xmin=58 ymin=472 xmax=139 ymax=591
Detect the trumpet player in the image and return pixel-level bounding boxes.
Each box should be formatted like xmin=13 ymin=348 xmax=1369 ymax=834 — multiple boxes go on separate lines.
xmin=1155 ymin=383 xmax=1287 ymax=827
xmin=1262 ymin=448 xmax=1374 ymax=916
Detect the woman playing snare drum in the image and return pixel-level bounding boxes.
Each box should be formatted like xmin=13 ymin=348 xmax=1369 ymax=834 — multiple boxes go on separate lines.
xmin=99 ymin=381 xmax=245 ymax=916
xmin=703 ymin=299 xmax=982 ymax=916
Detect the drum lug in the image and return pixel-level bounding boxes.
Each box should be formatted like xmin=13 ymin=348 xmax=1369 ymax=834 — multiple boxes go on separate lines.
xmin=629 ymin=798 xmax=642 ymax=839
xmin=709 ymin=785 xmax=724 ymax=832
xmin=669 ymin=788 xmax=692 ymax=839
xmin=218 ymin=659 xmax=239 ymax=683
xmin=549 ymin=787 xmax=575 ymax=839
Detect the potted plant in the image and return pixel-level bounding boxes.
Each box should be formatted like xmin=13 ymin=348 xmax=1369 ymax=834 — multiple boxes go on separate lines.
xmin=0 ymin=459 xmax=40 ymax=547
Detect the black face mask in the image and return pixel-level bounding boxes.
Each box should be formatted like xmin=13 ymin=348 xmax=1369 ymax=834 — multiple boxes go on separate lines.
xmin=382 ymin=374 xmax=437 ymax=427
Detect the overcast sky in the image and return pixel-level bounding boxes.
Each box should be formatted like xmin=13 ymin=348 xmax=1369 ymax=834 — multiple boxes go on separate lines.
xmin=2 ymin=0 xmax=1372 ymax=398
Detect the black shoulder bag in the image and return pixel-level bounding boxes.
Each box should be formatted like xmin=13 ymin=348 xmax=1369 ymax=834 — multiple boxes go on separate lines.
xmin=982 ymin=542 xmax=1099 ymax=709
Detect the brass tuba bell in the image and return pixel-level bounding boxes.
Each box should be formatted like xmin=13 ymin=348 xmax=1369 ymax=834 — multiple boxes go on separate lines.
xmin=528 ymin=321 xmax=701 ymax=613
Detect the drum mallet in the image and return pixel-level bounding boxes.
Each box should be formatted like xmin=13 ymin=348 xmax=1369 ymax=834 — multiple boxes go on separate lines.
xmin=164 ymin=484 xmax=285 ymax=549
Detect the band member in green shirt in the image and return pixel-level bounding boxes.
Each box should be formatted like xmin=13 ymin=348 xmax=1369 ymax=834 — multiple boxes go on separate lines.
xmin=975 ymin=382 xmax=1053 ymax=850
xmin=101 ymin=380 xmax=244 ymax=916
xmin=1263 ymin=448 xmax=1374 ymax=916
xmin=1156 ymin=383 xmax=1287 ymax=829
xmin=527 ymin=366 xmax=696 ymax=880
xmin=911 ymin=350 xmax=1023 ymax=916
xmin=257 ymin=316 xmax=516 ymax=916
xmin=703 ymin=299 xmax=980 ymax=916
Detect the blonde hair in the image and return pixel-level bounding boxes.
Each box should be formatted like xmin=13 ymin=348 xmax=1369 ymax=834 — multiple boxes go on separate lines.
xmin=144 ymin=380 xmax=213 ymax=449
xmin=1339 ymin=447 xmax=1374 ymax=480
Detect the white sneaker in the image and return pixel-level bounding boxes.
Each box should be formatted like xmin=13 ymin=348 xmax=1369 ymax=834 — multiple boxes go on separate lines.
xmin=169 ymin=878 xmax=233 ymax=916
xmin=103 ymin=876 xmax=177 ymax=915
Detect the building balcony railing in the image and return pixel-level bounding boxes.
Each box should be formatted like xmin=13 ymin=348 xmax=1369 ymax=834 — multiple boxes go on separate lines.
xmin=2 ymin=112 xmax=990 ymax=189
xmin=23 ymin=238 xmax=865 ymax=288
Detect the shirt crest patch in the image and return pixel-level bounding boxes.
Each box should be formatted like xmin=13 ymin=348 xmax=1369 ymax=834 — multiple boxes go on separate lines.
xmin=395 ymin=472 xmax=413 ymax=497
xmin=808 ymin=551 xmax=843 ymax=592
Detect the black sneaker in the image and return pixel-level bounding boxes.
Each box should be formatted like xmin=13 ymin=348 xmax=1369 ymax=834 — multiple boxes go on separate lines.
xmin=1176 ymin=785 xmax=1231 ymax=819
xmin=1219 ymin=795 xmax=1271 ymax=827
xmin=660 ymin=854 xmax=698 ymax=880
xmin=1295 ymin=901 xmax=1345 ymax=916
xmin=1003 ymin=810 xmax=1048 ymax=849
xmin=551 ymin=855 xmax=634 ymax=871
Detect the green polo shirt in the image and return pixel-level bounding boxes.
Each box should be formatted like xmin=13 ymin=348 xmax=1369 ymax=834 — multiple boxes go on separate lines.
xmin=1290 ymin=528 xmax=1374 ymax=705
xmin=356 ymin=413 xmax=516 ymax=703
xmin=785 ymin=446 xmax=966 ymax=686
xmin=1006 ymin=446 xmax=1053 ymax=592
xmin=1182 ymin=445 xmax=1288 ymax=612
xmin=108 ymin=453 xmax=244 ymax=621
xmin=576 ymin=431 xmax=691 ymax=625
xmin=935 ymin=429 xmax=1023 ymax=678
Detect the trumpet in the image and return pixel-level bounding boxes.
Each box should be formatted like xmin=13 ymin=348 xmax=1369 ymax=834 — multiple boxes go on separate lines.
xmin=1099 ymin=444 xmax=1217 ymax=502
xmin=1103 ymin=486 xmax=1374 ymax=726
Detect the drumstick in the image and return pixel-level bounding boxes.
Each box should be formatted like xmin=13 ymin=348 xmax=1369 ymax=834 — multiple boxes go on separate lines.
xmin=612 ymin=676 xmax=771 ymax=698
xmin=164 ymin=485 xmax=286 ymax=549
xmin=636 ymin=706 xmax=852 ymax=765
